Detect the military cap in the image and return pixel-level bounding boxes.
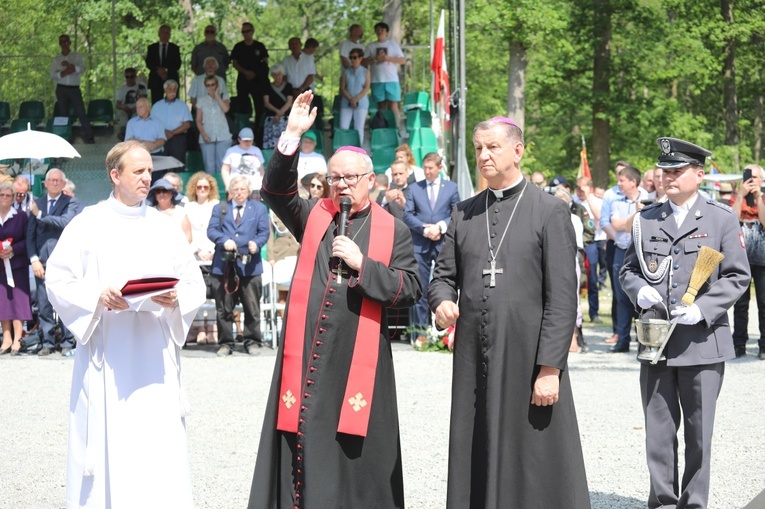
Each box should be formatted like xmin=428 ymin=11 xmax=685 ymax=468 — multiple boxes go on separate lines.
xmin=550 ymin=175 xmax=569 ymax=187
xmin=656 ymin=137 xmax=711 ymax=169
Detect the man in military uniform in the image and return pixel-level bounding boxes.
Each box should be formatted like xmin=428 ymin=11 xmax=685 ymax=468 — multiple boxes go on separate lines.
xmin=620 ymin=138 xmax=750 ymax=509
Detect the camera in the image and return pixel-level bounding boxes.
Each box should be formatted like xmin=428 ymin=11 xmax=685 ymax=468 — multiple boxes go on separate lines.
xmin=221 ymin=251 xmax=252 ymax=264
xmin=640 ymin=199 xmax=654 ymax=207
xmin=541 ymin=186 xmax=557 ymax=195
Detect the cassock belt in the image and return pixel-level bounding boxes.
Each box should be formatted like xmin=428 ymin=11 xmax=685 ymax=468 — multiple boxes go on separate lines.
xmin=276 ymin=198 xmax=394 ymax=437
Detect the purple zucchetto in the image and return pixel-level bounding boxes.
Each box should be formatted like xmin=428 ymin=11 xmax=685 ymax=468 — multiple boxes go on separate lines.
xmin=334 ymin=146 xmax=368 ymax=156
xmin=487 ymin=116 xmax=521 ymax=130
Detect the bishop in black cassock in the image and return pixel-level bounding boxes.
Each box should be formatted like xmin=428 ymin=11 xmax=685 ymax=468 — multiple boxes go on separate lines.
xmin=429 ymin=117 xmax=591 ymax=508
xmin=249 ymin=91 xmax=421 ymax=509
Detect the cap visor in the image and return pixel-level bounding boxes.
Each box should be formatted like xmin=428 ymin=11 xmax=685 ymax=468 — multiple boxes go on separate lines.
xmin=656 ymin=161 xmax=691 ymax=169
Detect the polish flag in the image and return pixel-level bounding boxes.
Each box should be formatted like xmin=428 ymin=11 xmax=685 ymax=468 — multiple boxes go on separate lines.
xmin=431 ymin=10 xmax=450 ymax=119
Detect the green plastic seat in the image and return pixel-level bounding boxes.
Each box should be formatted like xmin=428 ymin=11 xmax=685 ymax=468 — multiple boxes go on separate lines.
xmin=413 ymin=145 xmax=440 ymax=167
xmin=376 ymin=110 xmax=398 ymax=131
xmin=372 ymin=147 xmax=397 ymax=174
xmin=406 ymin=109 xmax=432 ymax=131
xmin=332 ymin=129 xmax=361 ymax=153
xmin=18 ymin=101 xmax=45 ymax=126
xmin=45 ymin=118 xmax=72 ymax=141
xmin=233 ymin=113 xmax=251 ymax=133
xmin=9 ymin=119 xmax=35 ymax=134
xmin=332 ymin=94 xmax=342 ymax=118
xmin=53 ymin=100 xmax=78 ymax=124
xmin=261 ymin=148 xmax=274 ymax=166
xmin=368 ymin=96 xmax=378 ymax=119
xmin=0 ymin=102 xmax=10 ymax=126
xmin=370 ymin=128 xmax=399 ymax=152
xmin=409 ymin=127 xmax=438 ymax=148
xmin=173 ymin=171 xmax=195 ymax=190
xmin=185 ymin=150 xmax=205 ymax=172
xmin=403 ymin=91 xmax=430 ymax=112
xmin=87 ymin=99 xmax=114 ymax=125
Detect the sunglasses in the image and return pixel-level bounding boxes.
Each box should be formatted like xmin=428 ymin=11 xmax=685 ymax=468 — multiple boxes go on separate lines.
xmin=155 ymin=189 xmax=173 ymax=194
xmin=205 ymin=83 xmax=217 ymax=88
xmin=15 ymin=193 xmax=26 ymax=198
xmin=310 ymin=183 xmax=323 ymax=189
xmin=196 ymin=184 xmax=210 ymax=190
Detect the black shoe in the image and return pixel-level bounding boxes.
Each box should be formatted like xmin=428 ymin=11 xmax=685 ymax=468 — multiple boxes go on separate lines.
xmin=608 ymin=345 xmax=630 ymax=353
xmin=38 ymin=347 xmax=54 ymax=356
xmin=216 ymin=345 xmax=233 ymax=357
xmin=591 ymin=316 xmax=602 ymax=324
xmin=759 ymin=350 xmax=765 ymax=361
xmin=245 ymin=344 xmax=261 ymax=356
xmin=735 ymin=345 xmax=747 ymax=358
xmin=84 ymin=138 xmax=96 ymax=144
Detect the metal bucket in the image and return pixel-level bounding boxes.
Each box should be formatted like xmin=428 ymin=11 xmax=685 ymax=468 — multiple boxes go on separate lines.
xmin=635 ymin=302 xmax=671 ymax=348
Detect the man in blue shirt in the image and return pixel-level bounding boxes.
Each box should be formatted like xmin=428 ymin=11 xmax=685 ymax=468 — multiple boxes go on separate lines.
xmin=150 ymin=80 xmax=192 ymax=164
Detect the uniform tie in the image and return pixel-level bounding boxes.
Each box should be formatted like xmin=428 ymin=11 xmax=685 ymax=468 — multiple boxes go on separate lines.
xmin=235 ymin=205 xmax=243 ymax=226
xmin=428 ymin=182 xmax=436 ymax=209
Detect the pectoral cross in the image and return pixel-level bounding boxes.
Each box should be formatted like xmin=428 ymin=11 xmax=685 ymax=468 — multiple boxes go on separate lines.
xmin=335 ymin=264 xmax=350 ymax=284
xmin=482 ymin=259 xmax=503 ymax=288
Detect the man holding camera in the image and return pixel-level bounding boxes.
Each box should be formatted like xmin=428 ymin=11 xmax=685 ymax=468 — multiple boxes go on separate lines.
xmin=730 ymin=164 xmax=765 ymax=359
xmin=207 ymin=175 xmax=270 ymax=356
xmin=609 ymin=165 xmax=648 ymax=353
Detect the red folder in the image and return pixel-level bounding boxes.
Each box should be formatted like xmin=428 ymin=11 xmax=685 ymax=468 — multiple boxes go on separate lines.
xmin=120 ymin=277 xmax=179 ymax=296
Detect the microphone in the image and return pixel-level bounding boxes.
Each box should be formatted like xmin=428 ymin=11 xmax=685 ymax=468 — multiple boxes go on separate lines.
xmin=338 ymin=196 xmax=352 ymax=237
xmin=336 ymin=196 xmax=352 ymax=283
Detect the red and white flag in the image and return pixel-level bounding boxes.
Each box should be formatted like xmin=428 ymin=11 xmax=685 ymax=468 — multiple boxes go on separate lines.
xmin=431 ymin=10 xmax=450 ymax=125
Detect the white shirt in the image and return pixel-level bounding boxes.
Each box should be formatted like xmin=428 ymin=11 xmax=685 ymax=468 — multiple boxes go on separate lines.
xmin=364 ymin=40 xmax=404 ymax=83
xmin=188 ymin=74 xmax=229 ymax=100
xmin=115 ymin=82 xmax=148 ymax=107
xmin=280 ymin=53 xmax=316 ymax=90
xmin=50 ymin=51 xmax=85 ymax=86
xmin=339 ymin=39 xmax=365 ymax=65
xmin=668 ymin=193 xmax=699 ymax=228
xmin=297 ymin=151 xmax=328 ymax=180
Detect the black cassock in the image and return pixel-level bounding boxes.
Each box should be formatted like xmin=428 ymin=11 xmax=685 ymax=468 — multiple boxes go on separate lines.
xmin=429 ymin=182 xmax=591 ymax=509
xmin=250 ymin=148 xmax=421 ymax=509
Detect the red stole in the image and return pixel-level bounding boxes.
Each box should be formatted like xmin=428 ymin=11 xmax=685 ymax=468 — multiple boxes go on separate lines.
xmin=276 ymin=198 xmax=395 ymax=437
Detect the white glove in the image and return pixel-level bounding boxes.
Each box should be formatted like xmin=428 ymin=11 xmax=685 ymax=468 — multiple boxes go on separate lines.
xmin=637 ymin=286 xmax=663 ymax=309
xmin=671 ymin=304 xmax=703 ymax=325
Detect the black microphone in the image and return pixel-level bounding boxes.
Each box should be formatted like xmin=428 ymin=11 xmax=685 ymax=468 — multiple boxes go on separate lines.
xmin=336 ymin=197 xmax=352 ymax=283
xmin=338 ymin=196 xmax=352 ymax=237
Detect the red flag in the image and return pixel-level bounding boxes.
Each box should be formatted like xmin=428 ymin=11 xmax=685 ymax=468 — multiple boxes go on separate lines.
xmin=431 ymin=11 xmax=450 ymax=118
xmin=578 ymin=137 xmax=591 ymax=180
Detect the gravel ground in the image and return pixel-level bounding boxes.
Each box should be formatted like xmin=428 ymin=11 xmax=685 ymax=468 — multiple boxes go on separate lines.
xmin=1 ymin=318 xmax=763 ymax=508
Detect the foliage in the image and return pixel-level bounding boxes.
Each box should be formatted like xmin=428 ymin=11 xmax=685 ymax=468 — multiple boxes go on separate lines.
xmin=1 ymin=0 xmax=764 ymax=179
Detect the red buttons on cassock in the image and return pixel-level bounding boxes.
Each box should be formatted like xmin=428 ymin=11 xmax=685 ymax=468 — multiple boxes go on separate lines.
xmin=321 ymin=314 xmax=328 ymax=319
xmin=306 ymin=379 xmax=314 ymax=385
xmin=319 ymin=327 xmax=326 ymax=333
xmin=316 ymin=340 xmax=323 ymax=346
xmin=313 ymin=354 xmax=320 ymax=359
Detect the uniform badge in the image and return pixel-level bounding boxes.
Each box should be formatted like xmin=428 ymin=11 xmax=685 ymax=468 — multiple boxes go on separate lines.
xmin=649 ymin=259 xmax=658 ymax=272
xmin=740 ymin=232 xmax=746 ymax=249
xmin=660 ymin=138 xmax=672 ymax=155
xmin=661 ymin=211 xmax=667 ymax=219
xmin=695 ymin=210 xmax=701 ymax=217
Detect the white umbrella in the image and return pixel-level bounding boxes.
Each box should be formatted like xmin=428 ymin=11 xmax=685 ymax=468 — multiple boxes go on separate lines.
xmin=702 ymin=173 xmax=742 ymax=182
xmin=0 ymin=123 xmax=81 ymax=161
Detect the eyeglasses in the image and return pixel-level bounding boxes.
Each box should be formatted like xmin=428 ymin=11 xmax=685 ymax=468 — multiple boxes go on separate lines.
xmin=310 ymin=183 xmax=323 ymax=189
xmin=125 ymin=74 xmax=136 ymax=79
xmin=15 ymin=193 xmax=26 ymax=198
xmin=326 ymin=172 xmax=372 ymax=187
xmin=196 ymin=184 xmax=210 ymax=190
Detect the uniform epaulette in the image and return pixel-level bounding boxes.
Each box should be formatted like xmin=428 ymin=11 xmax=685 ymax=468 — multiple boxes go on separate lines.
xmin=638 ymin=201 xmax=662 ymax=213
xmin=707 ymin=200 xmax=734 ymax=213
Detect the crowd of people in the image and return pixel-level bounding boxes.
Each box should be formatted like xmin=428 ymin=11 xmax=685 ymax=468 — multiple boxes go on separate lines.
xmin=1 ymin=79 xmax=761 ymax=508
xmin=55 ymin=19 xmax=410 ymax=172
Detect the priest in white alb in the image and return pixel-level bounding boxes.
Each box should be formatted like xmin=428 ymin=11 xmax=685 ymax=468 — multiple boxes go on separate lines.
xmin=45 ymin=140 xmax=206 ymax=509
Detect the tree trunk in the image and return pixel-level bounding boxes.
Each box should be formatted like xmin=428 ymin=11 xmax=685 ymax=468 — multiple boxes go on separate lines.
xmin=383 ymin=0 xmax=403 ymax=44
xmin=592 ymin=0 xmax=611 ymax=188
xmin=507 ymin=40 xmax=527 ymax=131
xmin=722 ymin=0 xmax=738 ymax=145
xmin=178 ymin=0 xmax=194 ymax=33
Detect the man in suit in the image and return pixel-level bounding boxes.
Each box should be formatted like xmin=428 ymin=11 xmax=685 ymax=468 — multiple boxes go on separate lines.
xmin=403 ymin=152 xmax=459 ymax=342
xmin=27 ymin=168 xmax=80 ymax=356
xmin=145 ymin=25 xmax=181 ymax=104
xmin=377 ymin=160 xmax=410 ymax=220
xmin=207 ymin=175 xmax=270 ymax=357
xmin=12 ymin=176 xmax=32 ymax=214
xmin=620 ymin=137 xmax=750 ymax=509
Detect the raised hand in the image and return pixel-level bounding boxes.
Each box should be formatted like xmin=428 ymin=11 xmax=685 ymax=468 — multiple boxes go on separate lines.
xmin=284 ymin=90 xmax=317 ymax=138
